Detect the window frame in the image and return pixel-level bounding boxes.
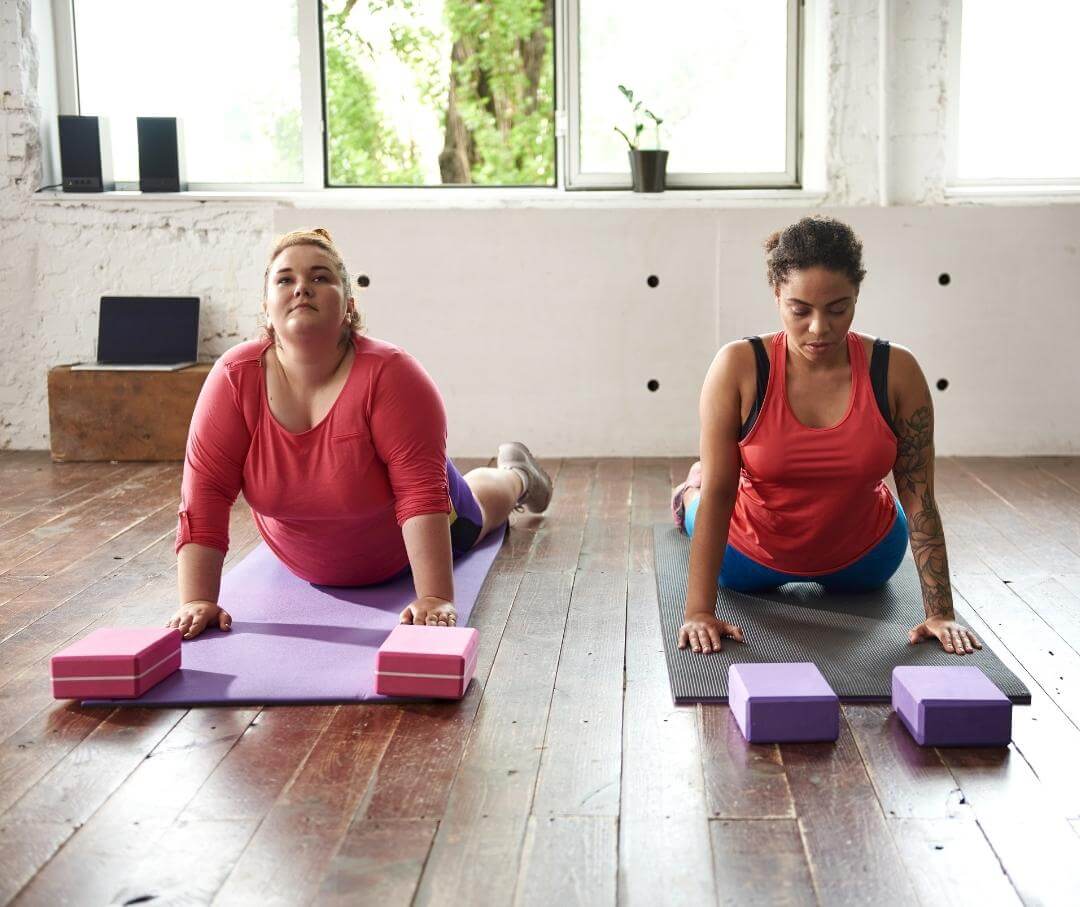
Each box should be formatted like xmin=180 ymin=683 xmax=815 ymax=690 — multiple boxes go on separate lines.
xmin=564 ymin=0 xmax=802 ymax=190
xmin=319 ymin=0 xmax=560 ymax=189
xmin=50 ymin=0 xmax=803 ymax=192
xmin=944 ymin=0 xmax=1080 ymax=192
xmin=55 ymin=0 xmax=315 ymax=191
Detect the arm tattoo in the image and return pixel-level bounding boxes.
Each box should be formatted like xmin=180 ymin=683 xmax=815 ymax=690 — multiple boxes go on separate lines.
xmin=893 ymin=404 xmax=954 ymax=620
xmin=893 ymin=405 xmax=932 ymax=497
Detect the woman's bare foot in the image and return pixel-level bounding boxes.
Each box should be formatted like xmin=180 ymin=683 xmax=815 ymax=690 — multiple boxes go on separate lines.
xmin=671 ymin=461 xmax=702 ymax=530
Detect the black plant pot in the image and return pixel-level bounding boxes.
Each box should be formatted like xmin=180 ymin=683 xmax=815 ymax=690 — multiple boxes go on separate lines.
xmin=629 ymin=149 xmax=668 ymax=193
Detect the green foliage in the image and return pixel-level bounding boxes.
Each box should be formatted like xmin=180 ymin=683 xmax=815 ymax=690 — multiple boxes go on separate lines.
xmin=324 ymin=0 xmax=554 ymax=186
xmin=325 ymin=6 xmax=424 ymax=184
xmin=444 ymin=0 xmax=554 ymax=184
xmin=269 ymin=109 xmax=303 ymax=181
xmin=615 ymin=84 xmax=664 ymax=150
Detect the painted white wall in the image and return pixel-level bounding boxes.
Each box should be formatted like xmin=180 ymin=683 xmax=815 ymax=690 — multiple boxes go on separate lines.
xmin=273 ymin=205 xmax=1080 ymax=457
xmin=1 ymin=0 xmax=1078 ymax=456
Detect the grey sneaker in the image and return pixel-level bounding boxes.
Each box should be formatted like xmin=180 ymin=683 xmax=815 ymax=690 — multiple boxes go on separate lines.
xmin=497 ymin=442 xmax=553 ymax=513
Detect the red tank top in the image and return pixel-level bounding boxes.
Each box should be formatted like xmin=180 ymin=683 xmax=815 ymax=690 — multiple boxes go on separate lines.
xmin=727 ymin=331 xmax=898 ymax=574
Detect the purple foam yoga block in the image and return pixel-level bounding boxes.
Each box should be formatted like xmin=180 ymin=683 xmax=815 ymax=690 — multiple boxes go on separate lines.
xmin=892 ymin=666 xmax=1011 ymax=747
xmin=728 ymin=662 xmax=839 ymax=743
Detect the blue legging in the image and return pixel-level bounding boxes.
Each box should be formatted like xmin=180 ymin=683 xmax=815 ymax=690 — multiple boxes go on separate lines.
xmin=684 ymin=495 xmax=909 ymax=593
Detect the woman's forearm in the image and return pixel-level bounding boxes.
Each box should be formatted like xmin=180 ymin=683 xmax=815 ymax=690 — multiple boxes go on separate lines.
xmin=178 ymin=542 xmax=226 ymax=605
xmin=401 ymin=512 xmax=454 ymax=603
xmin=898 ymin=488 xmax=954 ymax=620
xmin=684 ymin=492 xmax=737 ymax=617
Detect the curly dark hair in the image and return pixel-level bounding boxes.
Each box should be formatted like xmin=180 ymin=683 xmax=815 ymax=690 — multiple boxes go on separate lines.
xmin=764 ymin=216 xmax=867 ymax=290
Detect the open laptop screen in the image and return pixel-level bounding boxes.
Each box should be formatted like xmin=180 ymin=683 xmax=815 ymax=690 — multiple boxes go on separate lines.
xmin=97 ymin=297 xmax=200 ymax=365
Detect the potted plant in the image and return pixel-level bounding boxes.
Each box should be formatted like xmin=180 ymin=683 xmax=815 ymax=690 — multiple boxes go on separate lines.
xmin=614 ymin=84 xmax=668 ymax=193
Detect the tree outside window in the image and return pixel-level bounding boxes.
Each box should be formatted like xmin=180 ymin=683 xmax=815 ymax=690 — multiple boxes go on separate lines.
xmin=323 ymin=0 xmax=556 ymax=187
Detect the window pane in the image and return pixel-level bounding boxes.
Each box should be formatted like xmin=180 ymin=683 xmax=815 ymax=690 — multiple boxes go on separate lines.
xmin=579 ymin=0 xmax=790 ymax=176
xmin=323 ymin=0 xmax=555 ymax=186
xmin=74 ymin=0 xmax=303 ymax=184
xmin=957 ymin=2 xmax=1080 ymax=181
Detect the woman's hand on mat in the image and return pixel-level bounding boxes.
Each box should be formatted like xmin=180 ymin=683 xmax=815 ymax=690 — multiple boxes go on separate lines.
xmin=167 ymin=600 xmax=232 ymax=640
xmin=678 ymin=613 xmax=744 ymax=654
xmin=908 ymin=617 xmax=982 ymax=656
xmin=400 ymin=596 xmax=457 ymax=628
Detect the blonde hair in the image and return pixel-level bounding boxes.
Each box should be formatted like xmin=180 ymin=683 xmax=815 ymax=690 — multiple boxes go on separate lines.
xmin=261 ymin=227 xmax=365 ymax=343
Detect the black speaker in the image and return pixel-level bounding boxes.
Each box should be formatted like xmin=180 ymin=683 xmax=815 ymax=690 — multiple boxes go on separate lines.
xmin=137 ymin=117 xmax=186 ymax=192
xmin=58 ymin=115 xmax=113 ymax=192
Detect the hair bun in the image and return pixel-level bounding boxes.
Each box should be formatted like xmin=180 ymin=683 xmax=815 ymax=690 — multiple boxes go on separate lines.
xmin=311 ymin=227 xmax=334 ymax=241
xmin=762 ymin=216 xmax=866 ymax=290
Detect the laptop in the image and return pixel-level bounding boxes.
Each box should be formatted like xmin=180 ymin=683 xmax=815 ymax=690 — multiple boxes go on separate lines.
xmin=71 ymin=296 xmax=200 ymax=371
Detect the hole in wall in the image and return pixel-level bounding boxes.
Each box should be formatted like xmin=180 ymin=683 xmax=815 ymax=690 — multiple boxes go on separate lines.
xmin=647 ymin=379 xmax=660 ymax=392
xmin=647 ymin=275 xmax=659 ymax=288
xmin=938 ymin=273 xmax=951 ymax=286
xmin=357 ymin=275 xmax=371 ymax=288
xmin=936 ymin=378 xmax=949 ymax=391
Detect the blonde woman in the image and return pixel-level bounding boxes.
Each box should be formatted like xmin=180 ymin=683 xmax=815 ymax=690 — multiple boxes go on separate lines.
xmin=167 ymin=228 xmax=550 ymax=639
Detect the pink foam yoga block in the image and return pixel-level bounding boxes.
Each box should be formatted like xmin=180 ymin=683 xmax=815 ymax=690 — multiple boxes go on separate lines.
xmin=729 ymin=662 xmax=840 ymax=743
xmin=375 ymin=625 xmax=479 ymax=699
xmin=892 ymin=666 xmax=1011 ymax=747
xmin=51 ymin=627 xmax=181 ymax=699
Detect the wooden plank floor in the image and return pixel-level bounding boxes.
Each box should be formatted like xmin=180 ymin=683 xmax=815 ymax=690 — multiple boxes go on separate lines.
xmin=1 ymin=453 xmax=1080 ymax=905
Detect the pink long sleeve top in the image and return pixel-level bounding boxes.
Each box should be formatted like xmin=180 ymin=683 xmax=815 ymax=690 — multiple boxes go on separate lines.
xmin=175 ymin=334 xmax=450 ymax=586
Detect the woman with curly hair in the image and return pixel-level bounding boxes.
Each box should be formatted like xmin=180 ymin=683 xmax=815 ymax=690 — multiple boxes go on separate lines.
xmin=672 ymin=215 xmax=980 ymax=659
xmin=167 ymin=228 xmax=551 ymax=639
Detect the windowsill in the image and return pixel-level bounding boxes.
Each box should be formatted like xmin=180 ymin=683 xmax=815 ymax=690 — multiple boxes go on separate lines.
xmin=32 ymin=185 xmax=1080 ymax=209
xmin=946 ymin=184 xmax=1080 ymax=204
xmin=30 ymin=186 xmax=828 ymax=210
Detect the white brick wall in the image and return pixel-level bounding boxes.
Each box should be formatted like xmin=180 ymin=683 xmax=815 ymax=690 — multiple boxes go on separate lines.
xmin=1 ymin=3 xmax=273 ymax=449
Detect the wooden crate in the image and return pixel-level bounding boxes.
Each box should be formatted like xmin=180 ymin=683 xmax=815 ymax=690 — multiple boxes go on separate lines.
xmin=47 ymin=363 xmax=212 ymax=462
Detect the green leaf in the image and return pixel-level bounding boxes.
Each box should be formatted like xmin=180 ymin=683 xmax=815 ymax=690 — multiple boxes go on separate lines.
xmin=614 ymin=126 xmax=636 ymax=150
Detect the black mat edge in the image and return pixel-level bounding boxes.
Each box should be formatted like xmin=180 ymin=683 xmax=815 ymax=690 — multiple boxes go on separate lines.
xmin=653 ymin=523 xmax=1032 ymax=706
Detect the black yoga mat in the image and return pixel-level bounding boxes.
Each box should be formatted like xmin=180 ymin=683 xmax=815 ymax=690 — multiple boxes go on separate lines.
xmin=653 ymin=524 xmax=1030 ymax=704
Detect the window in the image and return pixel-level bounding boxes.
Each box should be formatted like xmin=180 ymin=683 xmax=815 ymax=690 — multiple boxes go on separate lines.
xmin=569 ymin=0 xmax=800 ymax=188
xmin=72 ymin=0 xmax=304 ymax=186
xmin=321 ymin=0 xmax=555 ymax=186
xmin=55 ymin=1 xmax=801 ymax=190
xmin=953 ymin=1 xmax=1080 ymax=184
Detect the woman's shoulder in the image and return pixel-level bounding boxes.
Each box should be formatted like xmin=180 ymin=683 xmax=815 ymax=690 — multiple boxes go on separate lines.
xmin=854 ymin=334 xmax=926 ymax=412
xmin=353 ymin=333 xmax=407 ymax=362
xmin=703 ymin=334 xmax=773 ymax=399
xmin=717 ymin=332 xmax=779 ymax=357
xmin=353 ymin=334 xmax=433 ymax=379
xmin=215 ymin=338 xmax=271 ymax=371
xmin=713 ymin=332 xmax=780 ymax=373
xmin=853 ymin=332 xmax=919 ymax=369
xmin=351 ymin=335 xmax=442 ymax=401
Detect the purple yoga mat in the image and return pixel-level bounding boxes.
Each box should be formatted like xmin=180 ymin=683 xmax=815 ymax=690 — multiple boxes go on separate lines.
xmin=85 ymin=523 xmax=505 ymax=706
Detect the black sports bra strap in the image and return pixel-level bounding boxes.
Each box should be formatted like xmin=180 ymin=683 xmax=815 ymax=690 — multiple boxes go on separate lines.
xmin=870 ymin=338 xmax=897 ymax=436
xmin=739 ymin=336 xmax=770 ymax=441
